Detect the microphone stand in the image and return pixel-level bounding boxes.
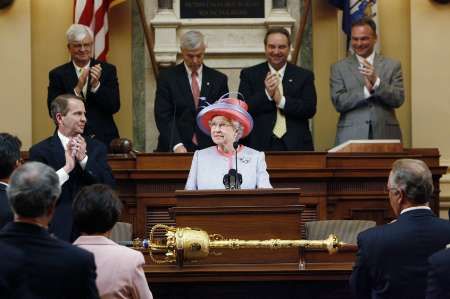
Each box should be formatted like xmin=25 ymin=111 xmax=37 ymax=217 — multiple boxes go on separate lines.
xmin=233 ymin=142 xmax=240 ymax=189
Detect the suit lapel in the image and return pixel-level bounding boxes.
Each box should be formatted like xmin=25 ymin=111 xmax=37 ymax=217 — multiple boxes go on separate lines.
xmin=177 ymin=64 xmax=196 ymax=111
xmin=201 ymin=66 xmax=213 ymax=102
xmin=282 ymin=63 xmax=296 ymax=95
xmin=50 ymin=132 xmax=66 ymax=169
xmin=346 ymin=55 xmax=365 ymax=86
xmin=373 ymin=54 xmax=384 ymax=78
xmin=64 ymin=63 xmax=79 ymax=93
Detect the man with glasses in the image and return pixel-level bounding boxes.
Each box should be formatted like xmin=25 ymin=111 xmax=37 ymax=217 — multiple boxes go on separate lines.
xmin=48 ymin=24 xmax=120 ymax=148
xmin=350 ymin=159 xmax=450 ymax=299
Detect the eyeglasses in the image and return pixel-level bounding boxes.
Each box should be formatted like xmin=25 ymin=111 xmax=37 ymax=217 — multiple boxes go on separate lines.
xmin=208 ymin=121 xmax=232 ymax=130
xmin=70 ymin=42 xmax=93 ymax=50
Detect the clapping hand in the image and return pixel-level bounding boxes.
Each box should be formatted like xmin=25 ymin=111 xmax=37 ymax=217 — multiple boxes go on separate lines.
xmin=359 ymin=59 xmax=378 ymax=92
xmin=75 ymin=68 xmax=89 ymax=96
xmin=264 ymin=72 xmax=279 ymax=98
xmin=90 ymin=64 xmax=102 ymax=89
xmin=70 ymin=135 xmax=87 ymax=162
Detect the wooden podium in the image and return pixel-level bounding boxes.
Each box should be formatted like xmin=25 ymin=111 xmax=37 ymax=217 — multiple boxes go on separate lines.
xmin=146 ymin=188 xmax=355 ymax=299
xmin=172 ymin=188 xmax=303 ymax=265
xmin=328 ymin=139 xmax=403 ymax=153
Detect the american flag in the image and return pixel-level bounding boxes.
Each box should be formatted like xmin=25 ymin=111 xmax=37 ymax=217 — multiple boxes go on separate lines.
xmin=74 ymin=0 xmax=112 ymax=61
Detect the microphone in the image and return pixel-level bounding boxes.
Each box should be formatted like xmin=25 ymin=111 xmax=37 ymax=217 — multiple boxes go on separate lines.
xmin=223 ymin=168 xmax=242 ymax=190
xmin=233 ymin=142 xmax=241 ymax=189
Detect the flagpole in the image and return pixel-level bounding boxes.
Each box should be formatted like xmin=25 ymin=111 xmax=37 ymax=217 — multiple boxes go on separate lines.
xmin=290 ymin=0 xmax=311 ymax=65
xmin=135 ymin=0 xmax=160 ymax=78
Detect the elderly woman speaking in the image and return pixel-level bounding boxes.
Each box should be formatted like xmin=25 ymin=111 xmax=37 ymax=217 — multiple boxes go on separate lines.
xmin=185 ymin=96 xmax=272 ymax=190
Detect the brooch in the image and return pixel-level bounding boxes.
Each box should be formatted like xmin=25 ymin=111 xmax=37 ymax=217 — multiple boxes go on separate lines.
xmin=239 ymin=156 xmax=250 ymax=164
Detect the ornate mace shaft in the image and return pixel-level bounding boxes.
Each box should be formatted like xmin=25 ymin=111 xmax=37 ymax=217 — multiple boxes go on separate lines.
xmin=133 ymin=224 xmax=347 ymax=267
xmin=209 ymin=238 xmax=339 ymax=252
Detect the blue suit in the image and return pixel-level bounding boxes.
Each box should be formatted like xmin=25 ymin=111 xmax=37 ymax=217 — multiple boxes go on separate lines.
xmin=350 ymin=209 xmax=450 ymax=299
xmin=0 ymin=184 xmax=13 ymax=230
xmin=0 ymin=222 xmax=99 ymax=299
xmin=29 ymin=133 xmax=115 ymax=241
xmin=426 ymin=247 xmax=450 ymax=299
xmin=0 ymin=242 xmax=29 ymax=299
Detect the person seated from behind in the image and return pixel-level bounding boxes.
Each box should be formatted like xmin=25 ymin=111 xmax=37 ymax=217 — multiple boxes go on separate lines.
xmin=185 ymin=95 xmax=272 ymax=190
xmin=0 ymin=133 xmax=22 ymax=230
xmin=0 ymin=162 xmax=99 ymax=299
xmin=426 ymin=245 xmax=450 ymax=299
xmin=73 ymin=184 xmax=153 ymax=299
xmin=350 ymin=159 xmax=450 ymax=299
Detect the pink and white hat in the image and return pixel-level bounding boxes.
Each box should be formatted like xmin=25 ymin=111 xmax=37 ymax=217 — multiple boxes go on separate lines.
xmin=196 ymin=93 xmax=253 ymax=138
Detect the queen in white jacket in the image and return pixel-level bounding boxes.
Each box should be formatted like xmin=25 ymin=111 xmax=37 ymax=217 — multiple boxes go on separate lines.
xmin=185 ymin=96 xmax=272 ymax=190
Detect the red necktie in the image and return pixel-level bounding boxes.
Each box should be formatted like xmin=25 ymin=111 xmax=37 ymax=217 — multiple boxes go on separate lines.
xmin=191 ymin=71 xmax=200 ymax=145
xmin=191 ymin=71 xmax=200 ymax=109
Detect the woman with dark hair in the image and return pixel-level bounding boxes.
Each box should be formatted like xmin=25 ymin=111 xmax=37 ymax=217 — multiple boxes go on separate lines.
xmin=73 ymin=184 xmax=153 ymax=299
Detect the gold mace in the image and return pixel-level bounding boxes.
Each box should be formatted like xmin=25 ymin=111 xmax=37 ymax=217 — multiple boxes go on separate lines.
xmin=130 ymin=224 xmax=348 ymax=267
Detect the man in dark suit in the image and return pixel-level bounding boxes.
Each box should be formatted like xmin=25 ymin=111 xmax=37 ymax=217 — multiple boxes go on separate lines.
xmin=154 ymin=30 xmax=228 ymax=152
xmin=0 ymin=161 xmax=99 ymax=298
xmin=30 ymin=94 xmax=115 ymax=242
xmin=330 ymin=17 xmax=404 ymax=145
xmin=0 ymin=133 xmax=21 ymax=229
xmin=0 ymin=243 xmax=29 ymax=299
xmin=48 ymin=24 xmax=120 ymax=148
xmin=350 ymin=159 xmax=450 ymax=299
xmin=426 ymin=247 xmax=450 ymax=298
xmin=238 ymin=27 xmax=317 ymax=151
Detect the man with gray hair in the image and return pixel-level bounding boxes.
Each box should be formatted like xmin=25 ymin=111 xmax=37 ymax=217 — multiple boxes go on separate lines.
xmin=154 ymin=30 xmax=228 ymax=152
xmin=350 ymin=159 xmax=450 ymax=299
xmin=0 ymin=162 xmax=99 ymax=298
xmin=48 ymin=24 xmax=120 ymax=148
xmin=30 ymin=94 xmax=114 ymax=242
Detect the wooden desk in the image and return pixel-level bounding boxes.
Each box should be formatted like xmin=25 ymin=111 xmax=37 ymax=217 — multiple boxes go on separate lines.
xmin=108 ymin=150 xmax=446 ymax=298
xmin=145 ymin=252 xmax=355 ymax=299
xmin=110 ymin=149 xmax=446 ymax=240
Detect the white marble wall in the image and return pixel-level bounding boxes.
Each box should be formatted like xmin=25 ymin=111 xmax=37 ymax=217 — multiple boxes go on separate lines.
xmin=141 ymin=0 xmax=303 ymax=151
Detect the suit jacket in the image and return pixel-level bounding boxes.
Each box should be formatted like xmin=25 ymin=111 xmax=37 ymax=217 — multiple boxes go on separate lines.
xmin=185 ymin=145 xmax=272 ymax=190
xmin=238 ymin=62 xmax=317 ymax=151
xmin=0 ymin=242 xmax=30 ymax=299
xmin=0 ymin=222 xmax=99 ymax=299
xmin=74 ymin=235 xmax=153 ymax=299
xmin=0 ymin=183 xmax=13 ymax=230
xmin=29 ymin=132 xmax=115 ymax=241
xmin=48 ymin=59 xmax=120 ymax=147
xmin=350 ymin=209 xmax=450 ymax=299
xmin=426 ymin=247 xmax=450 ymax=299
xmin=154 ymin=63 xmax=228 ymax=152
xmin=330 ymin=54 xmax=405 ymax=145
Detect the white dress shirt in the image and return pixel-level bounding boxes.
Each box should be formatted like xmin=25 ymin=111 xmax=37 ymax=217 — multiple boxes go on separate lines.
xmin=55 ymin=131 xmax=88 ymax=187
xmin=355 ymin=51 xmax=381 ymax=99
